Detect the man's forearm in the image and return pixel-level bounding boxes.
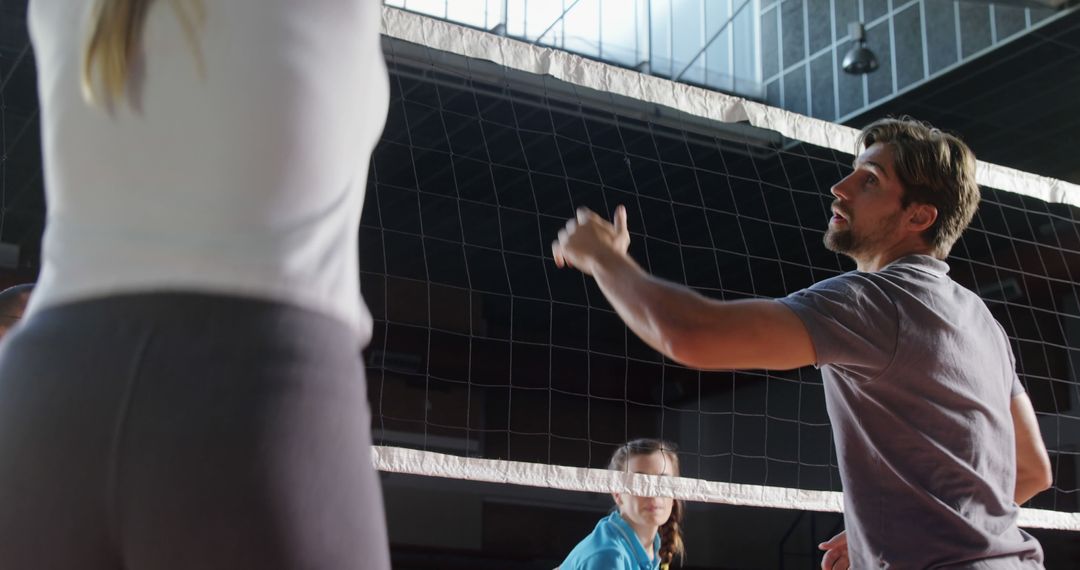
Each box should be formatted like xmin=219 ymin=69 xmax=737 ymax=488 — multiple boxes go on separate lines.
xmin=1011 ymin=393 xmax=1052 ymax=505
xmin=552 ymin=206 xmax=815 ymax=371
xmin=589 ymin=250 xmax=712 ymax=363
xmin=1015 ymin=472 xmax=1051 ymax=505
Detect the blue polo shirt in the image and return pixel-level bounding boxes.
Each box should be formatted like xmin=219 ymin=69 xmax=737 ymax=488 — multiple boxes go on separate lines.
xmin=560 ymin=511 xmax=661 ymax=570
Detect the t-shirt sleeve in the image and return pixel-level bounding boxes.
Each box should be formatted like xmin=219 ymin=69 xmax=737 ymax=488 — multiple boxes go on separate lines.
xmin=777 ymin=272 xmax=899 ymax=380
xmin=995 ymin=320 xmax=1026 ymax=398
xmin=1010 ymin=372 xmax=1025 ymax=397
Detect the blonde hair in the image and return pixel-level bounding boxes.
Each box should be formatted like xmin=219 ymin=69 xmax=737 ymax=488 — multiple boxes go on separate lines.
xmin=82 ymin=0 xmax=205 ymax=105
xmin=857 ymin=117 xmax=980 ymax=258
xmin=609 ymin=439 xmax=686 ymax=569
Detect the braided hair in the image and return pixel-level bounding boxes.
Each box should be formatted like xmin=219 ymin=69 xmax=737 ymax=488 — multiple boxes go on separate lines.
xmin=609 ymin=439 xmax=686 ymax=568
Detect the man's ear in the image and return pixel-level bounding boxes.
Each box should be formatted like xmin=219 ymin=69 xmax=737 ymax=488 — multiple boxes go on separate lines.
xmin=612 ymin=492 xmax=621 ymax=508
xmin=907 ymin=203 xmax=938 ymax=233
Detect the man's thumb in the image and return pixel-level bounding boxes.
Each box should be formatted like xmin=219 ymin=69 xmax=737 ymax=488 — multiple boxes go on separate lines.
xmin=818 ymin=534 xmax=844 ymax=550
xmin=613 ymin=204 xmax=628 ymax=235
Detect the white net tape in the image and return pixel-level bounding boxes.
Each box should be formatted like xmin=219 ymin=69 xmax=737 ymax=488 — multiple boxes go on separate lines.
xmin=373 ymin=446 xmax=1080 ymax=530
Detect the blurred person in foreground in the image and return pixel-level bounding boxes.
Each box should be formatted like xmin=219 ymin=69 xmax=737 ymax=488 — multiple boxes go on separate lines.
xmin=0 ymin=1 xmax=391 ymax=567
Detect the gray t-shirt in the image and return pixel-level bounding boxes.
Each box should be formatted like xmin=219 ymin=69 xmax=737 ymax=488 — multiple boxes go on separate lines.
xmin=779 ymin=255 xmax=1044 ymax=569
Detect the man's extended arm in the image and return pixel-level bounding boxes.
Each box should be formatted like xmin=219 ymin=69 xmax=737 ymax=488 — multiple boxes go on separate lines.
xmin=552 ymin=206 xmax=815 ymax=371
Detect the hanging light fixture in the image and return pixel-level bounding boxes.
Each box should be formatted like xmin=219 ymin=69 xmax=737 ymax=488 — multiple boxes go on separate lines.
xmin=842 ymin=22 xmax=878 ymax=75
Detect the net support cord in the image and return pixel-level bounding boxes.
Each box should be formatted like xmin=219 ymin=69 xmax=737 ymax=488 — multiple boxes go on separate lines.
xmin=379 ymin=6 xmax=1080 ymax=208
xmin=375 ymin=7 xmax=1080 ymax=532
xmin=373 ymin=446 xmax=1080 ymax=531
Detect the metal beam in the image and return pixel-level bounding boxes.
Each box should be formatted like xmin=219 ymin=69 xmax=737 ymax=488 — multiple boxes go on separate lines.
xmin=956 ymin=0 xmax=1072 ymax=8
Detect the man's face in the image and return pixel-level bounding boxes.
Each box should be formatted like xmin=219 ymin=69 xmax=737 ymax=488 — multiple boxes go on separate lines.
xmin=824 ymin=142 xmax=908 ymax=259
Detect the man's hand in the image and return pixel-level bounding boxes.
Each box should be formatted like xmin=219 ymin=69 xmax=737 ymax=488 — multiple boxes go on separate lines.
xmin=819 ymin=531 xmax=848 ymax=570
xmin=551 ymin=205 xmax=630 ymax=276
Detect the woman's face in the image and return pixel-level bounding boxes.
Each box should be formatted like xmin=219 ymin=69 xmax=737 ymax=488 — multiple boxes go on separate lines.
xmin=613 ymin=451 xmax=676 ymax=532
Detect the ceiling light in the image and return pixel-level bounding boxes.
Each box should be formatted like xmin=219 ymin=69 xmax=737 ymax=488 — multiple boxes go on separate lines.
xmin=842 ymin=22 xmax=878 ymax=75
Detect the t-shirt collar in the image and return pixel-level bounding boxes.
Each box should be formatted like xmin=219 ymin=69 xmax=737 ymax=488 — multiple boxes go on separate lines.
xmin=884 ymin=253 xmax=949 ymax=276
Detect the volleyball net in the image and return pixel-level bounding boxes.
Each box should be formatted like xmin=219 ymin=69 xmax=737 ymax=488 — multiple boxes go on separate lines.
xmin=365 ymin=7 xmax=1080 ymax=531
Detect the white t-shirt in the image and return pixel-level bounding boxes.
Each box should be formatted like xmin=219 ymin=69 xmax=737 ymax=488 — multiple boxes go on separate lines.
xmin=27 ymin=0 xmax=389 ymax=341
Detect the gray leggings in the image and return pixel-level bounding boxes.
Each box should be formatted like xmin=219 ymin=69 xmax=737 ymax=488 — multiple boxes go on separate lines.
xmin=0 ymin=293 xmax=390 ymax=569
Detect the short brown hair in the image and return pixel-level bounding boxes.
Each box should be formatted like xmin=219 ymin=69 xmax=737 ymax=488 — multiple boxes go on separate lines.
xmin=857 ymin=117 xmax=980 ymax=257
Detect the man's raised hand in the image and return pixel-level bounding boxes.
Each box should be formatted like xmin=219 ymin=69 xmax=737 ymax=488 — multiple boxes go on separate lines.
xmin=551 ymin=205 xmax=630 ymax=276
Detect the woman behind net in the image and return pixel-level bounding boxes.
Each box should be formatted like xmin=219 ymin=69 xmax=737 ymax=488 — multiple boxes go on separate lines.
xmin=560 ymin=439 xmax=686 ymax=570
xmin=0 ymin=1 xmax=390 ymax=568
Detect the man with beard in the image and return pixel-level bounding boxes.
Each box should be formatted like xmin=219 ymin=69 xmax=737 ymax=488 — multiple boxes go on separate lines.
xmin=551 ymin=117 xmax=1051 ymax=569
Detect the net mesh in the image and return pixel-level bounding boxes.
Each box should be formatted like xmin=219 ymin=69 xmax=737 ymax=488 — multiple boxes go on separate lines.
xmin=365 ymin=8 xmax=1080 ymax=530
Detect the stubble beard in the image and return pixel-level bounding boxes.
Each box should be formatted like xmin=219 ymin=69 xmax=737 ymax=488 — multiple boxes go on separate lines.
xmin=823 ymin=209 xmax=903 ymax=261
xmin=823 ymin=225 xmax=856 ymax=255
